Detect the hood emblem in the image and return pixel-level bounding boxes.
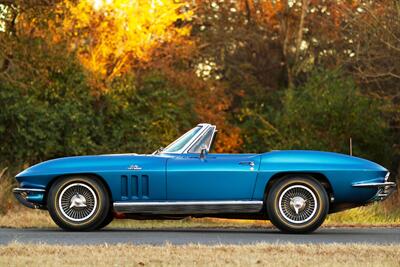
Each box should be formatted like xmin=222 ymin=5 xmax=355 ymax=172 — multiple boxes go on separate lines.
xmin=128 ymin=164 xmax=142 ymax=170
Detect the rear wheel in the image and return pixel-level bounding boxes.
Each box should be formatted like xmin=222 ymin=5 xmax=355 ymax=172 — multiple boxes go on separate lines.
xmin=267 ymin=175 xmax=329 ymax=234
xmin=47 ymin=176 xmax=110 ymax=231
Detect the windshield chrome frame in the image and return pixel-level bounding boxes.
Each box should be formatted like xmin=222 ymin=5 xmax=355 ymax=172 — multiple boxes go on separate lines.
xmin=185 ymin=125 xmax=217 ymax=154
xmin=161 ymin=123 xmax=216 ymax=154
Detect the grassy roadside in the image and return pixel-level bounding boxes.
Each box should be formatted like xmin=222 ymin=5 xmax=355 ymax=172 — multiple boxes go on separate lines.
xmin=1 ymin=204 xmax=400 ymax=229
xmin=1 ymin=242 xmax=399 ymax=266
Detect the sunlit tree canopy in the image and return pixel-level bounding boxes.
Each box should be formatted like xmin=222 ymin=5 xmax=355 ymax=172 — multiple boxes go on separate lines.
xmin=57 ymin=0 xmax=192 ymax=81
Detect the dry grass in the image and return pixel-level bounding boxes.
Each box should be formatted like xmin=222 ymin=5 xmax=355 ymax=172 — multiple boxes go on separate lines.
xmin=0 ymin=209 xmax=56 ymax=228
xmin=1 ymin=206 xmax=400 ymax=229
xmin=326 ymin=202 xmax=400 ymax=226
xmin=0 ymin=168 xmax=15 ymax=214
xmin=0 ymin=208 xmax=275 ymax=229
xmin=0 ymin=242 xmax=399 ymax=266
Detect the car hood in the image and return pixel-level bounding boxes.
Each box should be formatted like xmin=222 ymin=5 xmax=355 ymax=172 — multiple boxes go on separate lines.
xmin=16 ymin=154 xmax=154 ymax=177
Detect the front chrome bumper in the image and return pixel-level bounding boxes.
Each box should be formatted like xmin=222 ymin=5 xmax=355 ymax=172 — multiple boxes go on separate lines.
xmin=352 ymin=181 xmax=397 ymax=202
xmin=13 ymin=188 xmax=46 ymax=209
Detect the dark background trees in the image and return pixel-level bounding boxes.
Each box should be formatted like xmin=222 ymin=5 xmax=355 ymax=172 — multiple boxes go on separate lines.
xmin=0 ymin=0 xmax=398 ymax=183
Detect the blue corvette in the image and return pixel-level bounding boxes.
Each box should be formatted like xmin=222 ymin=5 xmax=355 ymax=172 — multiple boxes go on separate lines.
xmin=13 ymin=123 xmax=396 ymax=233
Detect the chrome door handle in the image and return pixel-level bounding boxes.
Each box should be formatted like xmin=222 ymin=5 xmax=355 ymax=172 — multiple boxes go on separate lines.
xmin=239 ymin=161 xmax=255 ymax=167
xmin=128 ymin=164 xmax=142 ymax=170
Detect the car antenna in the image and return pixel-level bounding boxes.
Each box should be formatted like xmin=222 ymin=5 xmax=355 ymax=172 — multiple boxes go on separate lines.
xmin=349 ymin=137 xmax=353 ymax=156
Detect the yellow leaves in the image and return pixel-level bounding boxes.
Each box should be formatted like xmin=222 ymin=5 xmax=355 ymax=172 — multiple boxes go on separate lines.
xmin=59 ymin=0 xmax=192 ymax=84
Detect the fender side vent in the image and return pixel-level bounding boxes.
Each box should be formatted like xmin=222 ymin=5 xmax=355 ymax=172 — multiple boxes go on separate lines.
xmin=121 ymin=175 xmax=128 ymax=198
xmin=131 ymin=175 xmax=138 ymax=197
xmin=142 ymin=175 xmax=149 ymax=197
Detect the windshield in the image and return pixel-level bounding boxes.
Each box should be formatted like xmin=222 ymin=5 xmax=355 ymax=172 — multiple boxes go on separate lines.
xmin=163 ymin=126 xmax=202 ymax=153
xmin=188 ymin=127 xmax=215 ymax=153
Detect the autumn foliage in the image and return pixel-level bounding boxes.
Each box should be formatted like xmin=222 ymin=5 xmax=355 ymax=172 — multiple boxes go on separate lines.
xmin=0 ymin=0 xmax=399 ymax=181
xmin=59 ymin=0 xmax=192 ymax=81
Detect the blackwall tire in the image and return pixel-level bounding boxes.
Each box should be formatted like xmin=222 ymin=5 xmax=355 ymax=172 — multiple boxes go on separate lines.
xmin=47 ymin=176 xmax=110 ymax=231
xmin=266 ymin=175 xmax=329 ymax=234
xmin=96 ymin=210 xmax=114 ymax=230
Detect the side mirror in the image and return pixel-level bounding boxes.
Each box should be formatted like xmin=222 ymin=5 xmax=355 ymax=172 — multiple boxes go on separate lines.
xmin=200 ymin=147 xmax=208 ymax=160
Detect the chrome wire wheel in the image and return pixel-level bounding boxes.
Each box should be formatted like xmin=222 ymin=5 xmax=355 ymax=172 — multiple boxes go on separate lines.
xmin=278 ymin=185 xmax=318 ymax=224
xmin=58 ymin=183 xmax=98 ymax=222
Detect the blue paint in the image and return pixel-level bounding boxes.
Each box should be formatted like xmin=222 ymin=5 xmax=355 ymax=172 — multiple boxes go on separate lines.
xmin=166 ymin=153 xmax=260 ymax=200
xmin=26 ymin=193 xmax=44 ymax=203
xmin=14 ymin=124 xmax=389 ymax=211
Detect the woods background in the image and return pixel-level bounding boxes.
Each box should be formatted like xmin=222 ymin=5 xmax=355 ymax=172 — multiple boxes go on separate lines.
xmin=0 ymin=0 xmax=399 ymax=212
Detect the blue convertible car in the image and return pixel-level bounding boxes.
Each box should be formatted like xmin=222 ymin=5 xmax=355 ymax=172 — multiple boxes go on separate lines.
xmin=13 ymin=123 xmax=396 ymax=233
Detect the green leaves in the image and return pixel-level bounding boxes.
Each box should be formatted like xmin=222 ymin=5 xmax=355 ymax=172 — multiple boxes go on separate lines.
xmin=0 ymin=68 xmax=195 ymax=167
xmin=239 ymin=69 xmax=392 ymax=166
xmin=96 ymin=73 xmax=195 ymax=154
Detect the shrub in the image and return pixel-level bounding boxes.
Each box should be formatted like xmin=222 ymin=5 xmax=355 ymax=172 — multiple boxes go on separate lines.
xmin=276 ymin=69 xmax=391 ymax=165
xmin=239 ymin=69 xmax=392 ymax=166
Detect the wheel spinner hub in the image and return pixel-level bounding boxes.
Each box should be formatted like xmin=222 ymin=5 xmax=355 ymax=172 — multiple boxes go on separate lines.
xmin=278 ymin=184 xmax=318 ymax=224
xmin=289 ymin=196 xmax=306 ymax=214
xmin=69 ymin=193 xmax=87 ymax=209
xmin=58 ymin=183 xmax=98 ymax=222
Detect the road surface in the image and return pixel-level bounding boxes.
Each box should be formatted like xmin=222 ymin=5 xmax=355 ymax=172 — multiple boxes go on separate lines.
xmin=0 ymin=227 xmax=399 ymax=245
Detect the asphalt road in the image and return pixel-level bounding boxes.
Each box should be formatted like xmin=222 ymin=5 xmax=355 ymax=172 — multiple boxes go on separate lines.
xmin=0 ymin=227 xmax=399 ymax=245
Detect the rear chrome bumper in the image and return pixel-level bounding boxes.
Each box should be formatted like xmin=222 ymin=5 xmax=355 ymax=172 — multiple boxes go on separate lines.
xmin=13 ymin=188 xmax=46 ymax=209
xmin=352 ymin=181 xmax=397 ymax=202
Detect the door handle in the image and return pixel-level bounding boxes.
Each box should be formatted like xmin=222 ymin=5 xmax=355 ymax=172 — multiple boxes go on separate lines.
xmin=239 ymin=161 xmax=255 ymax=167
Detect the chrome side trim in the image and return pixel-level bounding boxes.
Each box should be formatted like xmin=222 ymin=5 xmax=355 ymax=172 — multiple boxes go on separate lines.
xmin=13 ymin=188 xmax=46 ymax=193
xmin=352 ymin=182 xmax=396 ymax=187
xmin=113 ymin=200 xmax=263 ymax=214
xmin=352 ymin=181 xmax=397 ymax=202
xmin=114 ymin=200 xmax=262 ymax=206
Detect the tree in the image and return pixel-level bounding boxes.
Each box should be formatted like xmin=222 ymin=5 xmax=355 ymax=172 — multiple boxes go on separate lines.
xmin=336 ymin=0 xmax=400 ymax=173
xmin=276 ymin=69 xmax=392 ymax=165
xmin=58 ymin=1 xmax=192 ymax=85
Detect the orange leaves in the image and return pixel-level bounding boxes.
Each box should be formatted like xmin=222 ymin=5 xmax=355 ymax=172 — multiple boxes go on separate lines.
xmin=254 ymin=0 xmax=285 ymax=25
xmin=58 ymin=0 xmax=192 ymax=84
xmin=163 ymin=67 xmax=242 ymax=153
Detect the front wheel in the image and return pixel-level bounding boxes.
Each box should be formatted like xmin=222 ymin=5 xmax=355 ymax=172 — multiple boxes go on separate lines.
xmin=96 ymin=210 xmax=114 ymax=230
xmin=266 ymin=176 xmax=329 ymax=234
xmin=47 ymin=176 xmax=110 ymax=231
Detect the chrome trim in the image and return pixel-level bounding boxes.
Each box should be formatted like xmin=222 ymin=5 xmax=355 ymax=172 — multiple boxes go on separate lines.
xmin=128 ymin=164 xmax=142 ymax=170
xmin=13 ymin=188 xmax=46 ymax=193
xmin=113 ymin=200 xmax=263 ymax=214
xmin=352 ymin=180 xmax=397 ymax=202
xmin=352 ymin=182 xmax=396 ymax=187
xmin=385 ymin=172 xmax=390 ymax=182
xmin=114 ymin=200 xmax=262 ymax=206
xmin=161 ymin=123 xmax=217 ymax=154
xmin=162 ymin=124 xmax=210 ymax=154
xmin=239 ymin=161 xmax=255 ymax=167
xmin=185 ymin=125 xmax=217 ymax=154
xmin=278 ymin=185 xmax=318 ymax=224
xmin=13 ymin=188 xmax=46 ymax=209
xmin=58 ymin=183 xmax=97 ymax=222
